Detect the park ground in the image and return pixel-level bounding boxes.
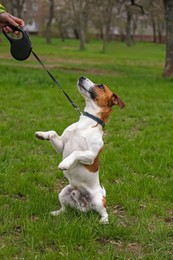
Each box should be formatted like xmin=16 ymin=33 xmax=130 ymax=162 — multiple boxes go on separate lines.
xmin=0 ymin=37 xmax=173 ymax=259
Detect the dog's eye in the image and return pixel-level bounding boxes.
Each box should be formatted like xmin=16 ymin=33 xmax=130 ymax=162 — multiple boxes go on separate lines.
xmin=98 ymin=84 xmax=104 ymax=90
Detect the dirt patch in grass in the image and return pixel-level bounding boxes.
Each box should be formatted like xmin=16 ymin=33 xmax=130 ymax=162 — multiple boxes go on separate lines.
xmin=164 ymin=210 xmax=173 ymax=225
xmin=110 ymin=204 xmax=136 ymax=228
xmin=97 ymin=237 xmax=144 ymax=258
xmin=13 ymin=192 xmax=27 ymax=201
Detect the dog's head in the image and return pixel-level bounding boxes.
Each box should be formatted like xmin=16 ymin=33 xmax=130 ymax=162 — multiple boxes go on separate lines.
xmin=77 ymin=76 xmax=125 ymax=114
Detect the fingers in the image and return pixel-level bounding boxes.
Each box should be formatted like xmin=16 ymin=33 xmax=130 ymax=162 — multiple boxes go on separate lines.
xmin=0 ymin=13 xmax=25 ymax=33
xmin=3 ymin=26 xmax=13 ymax=33
xmin=9 ymin=14 xmax=25 ymax=28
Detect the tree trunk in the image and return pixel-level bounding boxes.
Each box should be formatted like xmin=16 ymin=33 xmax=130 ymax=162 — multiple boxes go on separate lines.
xmin=151 ymin=13 xmax=157 ymax=43
xmin=45 ymin=0 xmax=54 ymax=44
xmin=163 ymin=0 xmax=173 ymax=77
xmin=157 ymin=18 xmax=162 ymax=44
xmin=79 ymin=27 xmax=86 ymax=50
xmin=126 ymin=9 xmax=133 ymax=46
xmin=132 ymin=15 xmax=137 ymax=44
xmin=59 ymin=26 xmax=66 ymax=42
xmin=102 ymin=24 xmax=109 ymax=53
xmin=78 ymin=12 xmax=86 ymax=50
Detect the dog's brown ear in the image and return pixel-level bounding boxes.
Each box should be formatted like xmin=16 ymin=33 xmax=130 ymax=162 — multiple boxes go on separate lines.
xmin=112 ymin=94 xmax=125 ymax=109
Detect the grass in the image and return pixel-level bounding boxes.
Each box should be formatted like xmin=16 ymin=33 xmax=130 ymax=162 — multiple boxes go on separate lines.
xmin=0 ymin=36 xmax=173 ymax=259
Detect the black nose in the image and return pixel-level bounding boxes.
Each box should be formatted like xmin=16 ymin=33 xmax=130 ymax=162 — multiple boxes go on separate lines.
xmin=80 ymin=76 xmax=86 ymax=81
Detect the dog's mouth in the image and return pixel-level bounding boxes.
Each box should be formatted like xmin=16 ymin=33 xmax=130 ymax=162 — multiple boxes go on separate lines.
xmin=78 ymin=76 xmax=96 ymax=99
xmin=78 ymin=84 xmax=96 ymax=100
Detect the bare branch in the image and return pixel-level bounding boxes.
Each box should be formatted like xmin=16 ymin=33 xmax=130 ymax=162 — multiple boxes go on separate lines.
xmin=129 ymin=0 xmax=146 ymax=15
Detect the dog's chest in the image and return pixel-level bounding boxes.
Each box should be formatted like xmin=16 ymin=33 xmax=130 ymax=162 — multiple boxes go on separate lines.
xmin=63 ymin=128 xmax=88 ymax=158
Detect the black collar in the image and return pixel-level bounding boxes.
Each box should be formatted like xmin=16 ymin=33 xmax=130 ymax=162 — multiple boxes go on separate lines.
xmin=82 ymin=111 xmax=105 ymax=128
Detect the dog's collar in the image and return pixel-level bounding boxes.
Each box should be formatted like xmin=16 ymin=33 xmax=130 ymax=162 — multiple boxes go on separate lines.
xmin=82 ymin=111 xmax=105 ymax=128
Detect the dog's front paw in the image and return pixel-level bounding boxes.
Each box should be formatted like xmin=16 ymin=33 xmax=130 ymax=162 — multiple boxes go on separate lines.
xmin=35 ymin=131 xmax=49 ymax=140
xmin=58 ymin=158 xmax=75 ymax=171
xmin=58 ymin=161 xmax=70 ymax=171
xmin=35 ymin=132 xmax=47 ymax=140
xmin=35 ymin=130 xmax=57 ymax=141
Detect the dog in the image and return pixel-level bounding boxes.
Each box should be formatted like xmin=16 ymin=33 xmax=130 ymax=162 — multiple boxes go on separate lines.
xmin=35 ymin=76 xmax=125 ymax=224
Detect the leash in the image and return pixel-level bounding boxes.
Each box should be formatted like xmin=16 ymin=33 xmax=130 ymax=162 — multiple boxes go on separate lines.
xmin=2 ymin=25 xmax=105 ymax=127
xmin=31 ymin=50 xmax=82 ymax=115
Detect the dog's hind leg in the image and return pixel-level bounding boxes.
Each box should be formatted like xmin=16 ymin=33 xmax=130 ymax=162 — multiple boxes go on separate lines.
xmin=50 ymin=185 xmax=91 ymax=216
xmin=50 ymin=185 xmax=69 ymax=217
xmin=35 ymin=130 xmax=63 ymax=153
xmin=96 ymin=202 xmax=109 ymax=224
xmin=92 ymin=192 xmax=109 ymax=224
xmin=50 ymin=206 xmax=66 ymax=216
xmin=50 ymin=185 xmax=75 ymax=217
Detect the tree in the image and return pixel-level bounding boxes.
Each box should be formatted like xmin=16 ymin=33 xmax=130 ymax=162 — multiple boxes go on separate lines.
xmin=45 ymin=0 xmax=55 ymax=44
xmin=125 ymin=0 xmax=146 ymax=46
xmin=92 ymin=0 xmax=123 ymax=52
xmin=101 ymin=0 xmax=117 ymax=52
xmin=5 ymin=0 xmax=25 ymax=17
xmin=145 ymin=0 xmax=164 ymax=43
xmin=11 ymin=0 xmax=25 ymax=17
xmin=125 ymin=4 xmax=133 ymax=46
xmin=68 ymin=0 xmax=91 ymax=50
xmin=54 ymin=2 xmax=68 ymax=42
xmin=163 ymin=0 xmax=173 ymax=77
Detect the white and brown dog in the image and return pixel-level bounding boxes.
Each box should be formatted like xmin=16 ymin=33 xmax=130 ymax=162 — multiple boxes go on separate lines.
xmin=35 ymin=76 xmax=125 ymax=224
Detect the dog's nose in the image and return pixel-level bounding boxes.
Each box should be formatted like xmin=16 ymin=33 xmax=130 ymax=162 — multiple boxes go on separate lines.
xmin=80 ymin=76 xmax=86 ymax=81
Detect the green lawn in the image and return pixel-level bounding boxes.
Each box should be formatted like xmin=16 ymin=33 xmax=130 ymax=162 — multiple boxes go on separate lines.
xmin=0 ymin=36 xmax=173 ymax=259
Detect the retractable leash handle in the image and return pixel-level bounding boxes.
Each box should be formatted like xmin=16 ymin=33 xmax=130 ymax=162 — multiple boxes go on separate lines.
xmin=2 ymin=25 xmax=32 ymax=60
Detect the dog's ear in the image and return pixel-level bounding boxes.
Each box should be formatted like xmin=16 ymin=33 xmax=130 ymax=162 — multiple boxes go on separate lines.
xmin=112 ymin=93 xmax=125 ymax=109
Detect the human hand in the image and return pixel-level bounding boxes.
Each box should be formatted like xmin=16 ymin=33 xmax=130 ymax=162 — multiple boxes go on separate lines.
xmin=0 ymin=12 xmax=25 ymax=33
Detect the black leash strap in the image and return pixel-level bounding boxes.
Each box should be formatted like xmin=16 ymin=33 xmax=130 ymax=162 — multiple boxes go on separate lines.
xmin=31 ymin=50 xmax=82 ymax=115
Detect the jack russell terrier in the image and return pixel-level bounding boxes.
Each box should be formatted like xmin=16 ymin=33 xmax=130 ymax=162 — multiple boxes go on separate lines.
xmin=35 ymin=76 xmax=125 ymax=224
